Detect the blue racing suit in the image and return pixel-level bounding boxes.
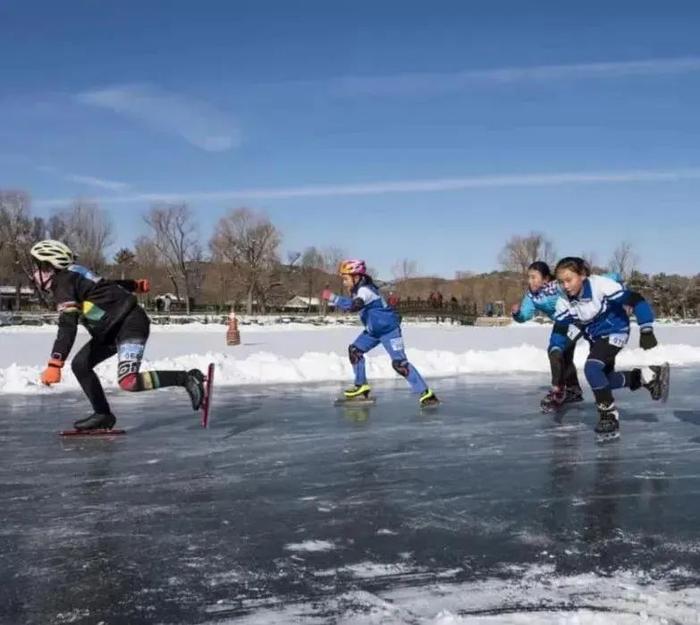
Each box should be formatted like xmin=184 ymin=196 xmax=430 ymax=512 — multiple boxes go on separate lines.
xmin=328 ymin=277 xmax=429 ymax=393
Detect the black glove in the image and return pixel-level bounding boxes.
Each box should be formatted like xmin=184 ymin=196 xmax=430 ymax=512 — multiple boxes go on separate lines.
xmin=639 ymin=327 xmax=658 ymax=350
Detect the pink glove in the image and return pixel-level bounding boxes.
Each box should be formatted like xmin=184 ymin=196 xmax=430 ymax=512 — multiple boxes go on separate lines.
xmin=321 ymin=289 xmax=334 ymax=302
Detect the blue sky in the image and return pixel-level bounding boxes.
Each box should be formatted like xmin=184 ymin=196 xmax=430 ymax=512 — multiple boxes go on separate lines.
xmin=2 ymin=0 xmax=700 ymax=277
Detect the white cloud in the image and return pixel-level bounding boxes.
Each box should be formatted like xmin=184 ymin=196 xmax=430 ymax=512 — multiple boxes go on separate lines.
xmin=37 ymin=165 xmax=131 ymax=192
xmin=331 ymin=56 xmax=700 ymax=97
xmin=33 ymin=166 xmax=700 ymax=208
xmin=64 ymin=174 xmax=131 ymax=192
xmin=76 ymin=83 xmax=239 ymax=152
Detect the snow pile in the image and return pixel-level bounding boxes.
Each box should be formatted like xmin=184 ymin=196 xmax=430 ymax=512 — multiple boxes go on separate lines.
xmin=206 ymin=564 xmax=700 ymax=624
xmin=2 ymin=324 xmax=700 ymax=394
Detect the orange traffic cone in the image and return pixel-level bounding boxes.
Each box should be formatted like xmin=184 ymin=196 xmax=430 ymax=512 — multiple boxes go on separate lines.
xmin=226 ymin=311 xmax=241 ymax=346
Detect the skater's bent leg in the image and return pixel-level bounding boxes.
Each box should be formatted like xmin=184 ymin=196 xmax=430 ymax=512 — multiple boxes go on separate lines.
xmin=115 ymin=307 xmax=191 ymax=393
xmin=562 ymin=343 xmax=581 ymax=389
xmin=381 ymin=329 xmax=428 ymax=394
xmin=585 ymin=339 xmax=623 ymax=404
xmin=117 ymin=340 xmax=188 ymax=392
xmin=348 ymin=345 xmax=368 ymax=386
xmin=72 ymin=340 xmax=117 ymax=414
xmin=548 ymin=347 xmax=565 ymax=388
xmin=349 ymin=332 xmax=380 ymax=386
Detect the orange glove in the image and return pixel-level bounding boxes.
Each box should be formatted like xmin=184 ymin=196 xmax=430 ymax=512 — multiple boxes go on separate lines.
xmin=41 ymin=358 xmax=63 ymax=386
xmin=135 ymin=279 xmax=150 ymax=294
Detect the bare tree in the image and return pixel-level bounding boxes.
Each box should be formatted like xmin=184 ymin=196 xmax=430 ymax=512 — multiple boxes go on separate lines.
xmin=210 ymin=207 xmax=281 ymax=314
xmin=286 ymin=251 xmax=302 ymax=268
xmin=114 ymin=248 xmax=136 ymax=279
xmin=0 ymin=190 xmax=39 ymax=308
xmin=321 ymin=246 xmax=346 ymax=274
xmin=301 ymin=246 xmax=325 ymax=311
xmin=144 ymin=203 xmax=202 ymax=314
xmin=609 ymin=241 xmax=638 ymax=280
xmin=134 ymin=235 xmax=161 ymax=269
xmin=498 ymin=232 xmax=556 ymax=275
xmin=47 ymin=214 xmax=68 ymax=240
xmin=392 ymin=258 xmax=419 ymax=282
xmin=59 ymin=201 xmax=114 ymax=271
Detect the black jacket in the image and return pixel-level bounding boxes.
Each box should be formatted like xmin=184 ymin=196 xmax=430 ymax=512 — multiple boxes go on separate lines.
xmin=49 ymin=265 xmax=138 ymax=360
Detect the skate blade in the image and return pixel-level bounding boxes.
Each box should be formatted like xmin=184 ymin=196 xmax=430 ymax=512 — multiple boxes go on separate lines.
xmin=59 ymin=429 xmax=126 ymax=437
xmin=596 ymin=431 xmax=620 ymax=443
xmin=334 ymin=397 xmax=376 ymax=406
xmin=660 ymin=362 xmax=671 ymax=403
xmin=201 ymin=362 xmax=215 ymax=428
xmin=420 ymin=401 xmax=441 ymax=411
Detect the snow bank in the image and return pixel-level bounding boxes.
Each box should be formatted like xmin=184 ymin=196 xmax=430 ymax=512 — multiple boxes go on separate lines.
xmin=205 ymin=564 xmax=700 ymax=624
xmin=2 ymin=324 xmax=700 ymax=394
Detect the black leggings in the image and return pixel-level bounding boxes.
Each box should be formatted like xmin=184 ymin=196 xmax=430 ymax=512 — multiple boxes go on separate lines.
xmin=71 ymin=307 xmax=187 ymax=414
xmin=548 ymin=340 xmax=581 ymax=389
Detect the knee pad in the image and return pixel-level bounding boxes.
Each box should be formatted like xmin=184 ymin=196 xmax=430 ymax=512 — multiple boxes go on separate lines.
xmin=392 ymin=359 xmax=410 ymax=377
xmin=584 ymin=359 xmax=608 ymax=390
xmin=348 ymin=345 xmax=364 ymax=365
xmin=118 ymin=371 xmax=139 ymax=392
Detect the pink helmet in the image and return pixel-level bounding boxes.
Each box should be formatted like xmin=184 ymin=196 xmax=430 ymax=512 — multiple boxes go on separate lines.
xmin=339 ymin=259 xmax=367 ymax=276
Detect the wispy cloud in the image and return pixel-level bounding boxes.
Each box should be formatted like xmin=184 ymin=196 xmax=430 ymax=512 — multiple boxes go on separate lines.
xmin=64 ymin=174 xmax=131 ymax=192
xmin=76 ymin=84 xmax=239 ymax=152
xmin=33 ymin=166 xmax=700 ymax=208
xmin=37 ymin=165 xmax=131 ymax=192
xmin=331 ymin=56 xmax=700 ymax=97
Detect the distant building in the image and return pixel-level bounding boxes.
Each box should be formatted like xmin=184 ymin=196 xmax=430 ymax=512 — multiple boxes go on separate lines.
xmin=154 ymin=293 xmax=186 ymax=312
xmin=283 ymin=296 xmax=321 ymax=312
xmin=0 ymin=286 xmax=34 ymax=311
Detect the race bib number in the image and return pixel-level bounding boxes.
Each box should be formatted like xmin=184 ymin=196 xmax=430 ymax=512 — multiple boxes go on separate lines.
xmin=567 ymin=326 xmax=582 ymax=341
xmin=608 ymin=334 xmax=628 ymax=348
xmin=118 ymin=342 xmax=145 ymax=363
xmin=390 ymin=337 xmax=405 ymax=352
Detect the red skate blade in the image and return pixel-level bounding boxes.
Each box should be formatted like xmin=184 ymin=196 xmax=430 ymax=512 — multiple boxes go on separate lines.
xmin=59 ymin=429 xmax=127 ymax=437
xmin=201 ymin=362 xmax=215 ymax=428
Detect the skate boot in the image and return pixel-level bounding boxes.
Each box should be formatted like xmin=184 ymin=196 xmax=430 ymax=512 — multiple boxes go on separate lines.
xmin=595 ymin=402 xmax=620 ymax=442
xmin=419 ymin=389 xmax=440 ymax=407
xmin=564 ymin=385 xmax=584 ymax=404
xmin=641 ymin=364 xmax=670 ymax=402
xmin=343 ymin=384 xmax=371 ymax=400
xmin=540 ymin=386 xmax=566 ymax=413
xmin=73 ymin=412 xmax=117 ymax=431
xmin=185 ymin=369 xmax=206 ymax=411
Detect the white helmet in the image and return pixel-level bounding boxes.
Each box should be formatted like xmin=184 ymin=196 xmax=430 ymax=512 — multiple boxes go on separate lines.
xmin=30 ymin=240 xmax=75 ymax=270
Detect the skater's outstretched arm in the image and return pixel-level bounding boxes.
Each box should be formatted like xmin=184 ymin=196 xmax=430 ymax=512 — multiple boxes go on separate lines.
xmin=618 ymin=290 xmax=657 ymax=349
xmin=615 ymin=290 xmax=654 ymax=328
xmin=322 ymin=289 xmax=365 ymax=312
xmin=512 ymin=292 xmax=535 ymax=323
xmin=113 ymin=279 xmax=150 ymax=294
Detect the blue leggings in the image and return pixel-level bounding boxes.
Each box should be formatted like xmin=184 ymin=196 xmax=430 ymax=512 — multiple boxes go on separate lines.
xmin=350 ymin=328 xmax=428 ymax=394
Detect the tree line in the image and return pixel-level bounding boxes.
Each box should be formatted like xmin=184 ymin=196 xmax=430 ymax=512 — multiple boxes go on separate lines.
xmin=1 ymin=193 xmax=698 ymax=317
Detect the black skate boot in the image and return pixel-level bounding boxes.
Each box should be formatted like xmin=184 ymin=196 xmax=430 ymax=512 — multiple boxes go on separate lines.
xmin=642 ymin=364 xmax=670 ymax=402
xmin=564 ymin=385 xmax=584 ymax=404
xmin=73 ymin=412 xmax=117 ymax=431
xmin=541 ymin=386 xmax=565 ymax=413
xmin=595 ymin=402 xmax=620 ymax=442
xmin=185 ymin=369 xmax=206 ymax=411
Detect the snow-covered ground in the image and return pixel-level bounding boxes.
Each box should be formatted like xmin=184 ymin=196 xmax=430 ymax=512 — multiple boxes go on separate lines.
xmin=2 ymin=322 xmax=700 ymax=393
